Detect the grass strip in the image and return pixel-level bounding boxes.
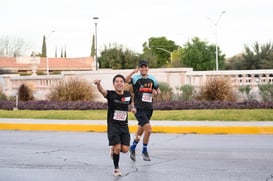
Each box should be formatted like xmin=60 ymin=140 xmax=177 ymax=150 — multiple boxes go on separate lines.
xmin=0 ymin=109 xmax=272 ymax=121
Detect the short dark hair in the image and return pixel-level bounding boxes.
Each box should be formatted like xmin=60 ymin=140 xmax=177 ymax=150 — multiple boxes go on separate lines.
xmin=138 ymin=60 xmax=148 ymax=67
xmin=113 ymin=74 xmax=125 ymax=83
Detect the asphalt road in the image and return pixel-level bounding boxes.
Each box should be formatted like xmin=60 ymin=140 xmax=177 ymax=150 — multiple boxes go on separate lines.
xmin=1 ymin=131 xmax=273 ymax=181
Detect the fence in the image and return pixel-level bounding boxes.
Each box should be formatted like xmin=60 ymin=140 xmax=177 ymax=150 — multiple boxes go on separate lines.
xmin=1 ymin=68 xmax=272 ymax=101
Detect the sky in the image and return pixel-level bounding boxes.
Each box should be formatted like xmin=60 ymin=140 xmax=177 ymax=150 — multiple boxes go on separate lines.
xmin=1 ymin=0 xmax=272 ymax=58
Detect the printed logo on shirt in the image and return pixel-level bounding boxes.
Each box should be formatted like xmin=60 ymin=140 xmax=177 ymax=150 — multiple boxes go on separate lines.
xmin=139 ymin=83 xmax=153 ymax=93
xmin=121 ymin=96 xmax=131 ymax=102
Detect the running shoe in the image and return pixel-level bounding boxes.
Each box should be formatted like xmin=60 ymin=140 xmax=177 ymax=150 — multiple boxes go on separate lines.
xmin=142 ymin=152 xmax=151 ymax=161
xmin=113 ymin=169 xmax=122 ymax=176
xmin=129 ymin=148 xmax=136 ymax=161
xmin=109 ymin=146 xmax=113 ymax=160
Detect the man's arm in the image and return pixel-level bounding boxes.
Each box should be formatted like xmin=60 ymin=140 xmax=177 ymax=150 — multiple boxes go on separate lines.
xmin=125 ymin=67 xmax=138 ymax=83
xmin=93 ymin=79 xmax=107 ymax=97
xmin=130 ymin=102 xmax=137 ymax=114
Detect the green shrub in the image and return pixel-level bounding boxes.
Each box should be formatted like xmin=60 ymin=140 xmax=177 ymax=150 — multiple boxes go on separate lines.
xmin=180 ymin=85 xmax=195 ymax=101
xmin=0 ymin=68 xmax=12 ymax=74
xmin=198 ymin=76 xmax=236 ymax=102
xmin=18 ymin=84 xmax=34 ymax=101
xmin=258 ymin=83 xmax=273 ymax=102
xmin=239 ymin=85 xmax=251 ymax=94
xmin=51 ymin=70 xmax=62 ymax=75
xmin=47 ymin=77 xmax=95 ymax=101
xmin=238 ymin=85 xmax=251 ymax=100
xmin=36 ymin=70 xmax=46 ymax=75
xmin=154 ymin=82 xmax=173 ymax=102
xmin=0 ymin=86 xmax=7 ymax=100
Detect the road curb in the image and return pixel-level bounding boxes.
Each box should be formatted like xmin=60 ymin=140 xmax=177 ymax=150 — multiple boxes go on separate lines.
xmin=1 ymin=123 xmax=273 ymax=134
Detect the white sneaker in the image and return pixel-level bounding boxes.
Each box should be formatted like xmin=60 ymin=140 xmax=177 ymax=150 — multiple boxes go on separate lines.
xmin=142 ymin=152 xmax=151 ymax=161
xmin=109 ymin=146 xmax=113 ymax=160
xmin=113 ymin=169 xmax=122 ymax=176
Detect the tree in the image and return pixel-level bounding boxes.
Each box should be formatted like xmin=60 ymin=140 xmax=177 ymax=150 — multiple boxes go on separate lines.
xmin=55 ymin=46 xmax=58 ymax=58
xmin=138 ymin=49 xmax=158 ymax=68
xmin=99 ymin=43 xmax=138 ymax=69
xmin=64 ymin=45 xmax=67 ymax=58
xmin=243 ymin=42 xmax=273 ymax=69
xmin=90 ymin=34 xmax=95 ymax=57
xmin=143 ymin=37 xmax=179 ymax=67
xmin=171 ymin=48 xmax=184 ymax=67
xmin=41 ymin=35 xmax=47 ymax=57
xmin=60 ymin=47 xmax=63 ymax=58
xmin=226 ymin=42 xmax=273 ymax=70
xmin=0 ymin=35 xmax=29 ymax=56
xmin=224 ymin=54 xmax=245 ymax=70
xmin=18 ymin=84 xmax=34 ymax=101
xmin=181 ymin=37 xmax=225 ymax=71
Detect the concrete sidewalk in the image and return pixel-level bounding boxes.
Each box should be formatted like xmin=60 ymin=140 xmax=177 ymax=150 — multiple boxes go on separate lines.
xmin=0 ymin=118 xmax=273 ymax=134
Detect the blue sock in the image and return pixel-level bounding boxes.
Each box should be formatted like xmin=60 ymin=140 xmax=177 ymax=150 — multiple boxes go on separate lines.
xmin=130 ymin=140 xmax=138 ymax=151
xmin=142 ymin=143 xmax=148 ymax=153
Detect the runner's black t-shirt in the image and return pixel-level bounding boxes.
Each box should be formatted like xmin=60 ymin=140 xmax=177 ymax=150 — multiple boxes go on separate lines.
xmin=106 ymin=90 xmax=131 ymax=126
xmin=131 ymin=74 xmax=159 ymax=109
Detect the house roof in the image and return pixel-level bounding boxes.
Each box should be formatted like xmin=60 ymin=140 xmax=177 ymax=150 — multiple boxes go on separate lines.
xmin=0 ymin=56 xmax=95 ymax=71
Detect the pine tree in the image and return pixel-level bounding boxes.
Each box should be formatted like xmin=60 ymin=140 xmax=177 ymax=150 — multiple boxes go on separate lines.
xmin=61 ymin=47 xmax=63 ymax=58
xmin=55 ymin=46 xmax=57 ymax=58
xmin=64 ymin=45 xmax=67 ymax=58
xmin=90 ymin=34 xmax=95 ymax=57
xmin=41 ymin=35 xmax=47 ymax=57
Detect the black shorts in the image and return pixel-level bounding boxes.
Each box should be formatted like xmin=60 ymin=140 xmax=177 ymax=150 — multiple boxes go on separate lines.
xmin=135 ymin=108 xmax=153 ymax=126
xmin=107 ymin=123 xmax=130 ymax=146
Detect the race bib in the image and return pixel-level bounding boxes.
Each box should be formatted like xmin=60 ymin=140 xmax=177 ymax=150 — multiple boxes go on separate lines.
xmin=113 ymin=110 xmax=127 ymax=121
xmin=142 ymin=93 xmax=153 ymax=102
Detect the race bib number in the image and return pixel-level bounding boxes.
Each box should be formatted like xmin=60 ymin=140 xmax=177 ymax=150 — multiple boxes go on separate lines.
xmin=113 ymin=110 xmax=127 ymax=121
xmin=142 ymin=93 xmax=152 ymax=102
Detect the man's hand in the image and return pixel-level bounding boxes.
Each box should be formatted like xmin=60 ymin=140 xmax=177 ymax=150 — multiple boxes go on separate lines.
xmin=132 ymin=67 xmax=139 ymax=74
xmin=152 ymin=88 xmax=161 ymax=96
xmin=93 ymin=79 xmax=101 ymax=85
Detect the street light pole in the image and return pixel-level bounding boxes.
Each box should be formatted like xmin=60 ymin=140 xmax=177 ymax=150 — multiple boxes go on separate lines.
xmin=215 ymin=11 xmax=225 ymax=71
xmin=156 ymin=47 xmax=173 ymax=64
xmin=93 ymin=17 xmax=99 ymax=71
xmin=46 ymin=30 xmax=55 ymax=75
